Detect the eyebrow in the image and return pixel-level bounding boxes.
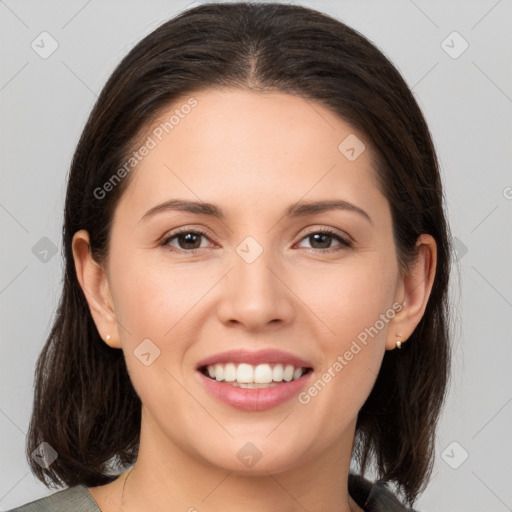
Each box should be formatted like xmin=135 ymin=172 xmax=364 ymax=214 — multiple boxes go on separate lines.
xmin=139 ymin=198 xmax=372 ymax=225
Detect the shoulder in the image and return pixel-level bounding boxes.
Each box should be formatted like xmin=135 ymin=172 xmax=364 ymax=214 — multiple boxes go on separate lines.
xmin=6 ymin=485 xmax=101 ymax=512
xmin=348 ymin=473 xmax=418 ymax=511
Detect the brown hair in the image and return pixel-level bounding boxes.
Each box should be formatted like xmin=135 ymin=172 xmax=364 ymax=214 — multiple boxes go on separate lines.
xmin=26 ymin=2 xmax=451 ymax=506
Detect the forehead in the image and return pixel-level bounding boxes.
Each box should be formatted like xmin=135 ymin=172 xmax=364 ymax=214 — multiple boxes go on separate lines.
xmin=116 ymin=87 xmax=385 ymax=224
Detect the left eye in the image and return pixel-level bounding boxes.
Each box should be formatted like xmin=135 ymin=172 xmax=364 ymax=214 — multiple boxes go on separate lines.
xmin=296 ymin=230 xmax=352 ymax=251
xmin=161 ymin=229 xmax=352 ymax=253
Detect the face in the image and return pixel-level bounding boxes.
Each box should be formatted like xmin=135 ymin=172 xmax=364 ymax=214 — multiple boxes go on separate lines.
xmin=89 ymin=88 xmax=407 ymax=475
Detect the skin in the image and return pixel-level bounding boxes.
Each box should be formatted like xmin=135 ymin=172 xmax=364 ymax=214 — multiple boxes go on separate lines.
xmin=73 ymin=88 xmax=436 ymax=512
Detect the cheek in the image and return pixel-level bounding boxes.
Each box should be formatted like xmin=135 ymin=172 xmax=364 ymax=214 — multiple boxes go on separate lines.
xmin=301 ymin=254 xmax=398 ymax=342
xmin=107 ymin=254 xmax=200 ymax=415
xmin=297 ymin=254 xmax=398 ymax=404
xmin=108 ymin=251 xmax=215 ymax=391
xmin=109 ymin=248 xmax=209 ymax=340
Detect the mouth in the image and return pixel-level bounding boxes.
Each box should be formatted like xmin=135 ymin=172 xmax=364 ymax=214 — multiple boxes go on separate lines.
xmin=198 ymin=362 xmax=313 ymax=388
xmin=195 ymin=349 xmax=314 ymax=411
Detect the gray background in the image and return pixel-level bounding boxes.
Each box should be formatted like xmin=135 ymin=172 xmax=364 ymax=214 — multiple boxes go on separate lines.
xmin=1 ymin=0 xmax=511 ymax=510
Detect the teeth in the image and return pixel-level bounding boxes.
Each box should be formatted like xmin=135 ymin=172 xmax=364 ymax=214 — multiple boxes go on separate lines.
xmin=224 ymin=363 xmax=237 ymax=382
xmin=293 ymin=367 xmax=303 ymax=380
xmin=254 ymin=363 xmax=273 ymax=384
xmin=272 ymin=364 xmax=283 ymax=381
xmin=230 ymin=381 xmax=280 ymax=389
xmin=214 ymin=364 xmax=224 ymax=381
xmin=283 ymin=364 xmax=294 ymax=382
xmin=203 ymin=362 xmax=308 ymax=384
xmin=237 ymin=363 xmax=253 ymax=383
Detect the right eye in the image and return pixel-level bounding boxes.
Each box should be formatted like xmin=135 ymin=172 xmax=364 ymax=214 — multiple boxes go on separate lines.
xmin=161 ymin=229 xmax=213 ymax=253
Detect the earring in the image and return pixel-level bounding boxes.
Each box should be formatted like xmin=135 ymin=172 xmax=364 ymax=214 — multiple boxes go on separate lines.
xmin=396 ymin=337 xmax=407 ymax=349
xmin=105 ymin=334 xmax=111 ymax=342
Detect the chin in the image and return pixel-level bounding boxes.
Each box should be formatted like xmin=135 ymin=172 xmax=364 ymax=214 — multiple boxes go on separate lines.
xmin=195 ymin=437 xmax=308 ymax=476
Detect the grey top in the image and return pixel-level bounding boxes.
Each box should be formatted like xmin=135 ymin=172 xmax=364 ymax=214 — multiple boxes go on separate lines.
xmin=6 ymin=485 xmax=101 ymax=512
xmin=7 ymin=473 xmax=416 ymax=511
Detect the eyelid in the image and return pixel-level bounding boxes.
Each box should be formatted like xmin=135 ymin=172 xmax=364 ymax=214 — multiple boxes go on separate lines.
xmin=294 ymin=227 xmax=353 ymax=251
xmin=160 ymin=226 xmax=215 ymax=247
xmin=299 ymin=225 xmax=352 ymax=243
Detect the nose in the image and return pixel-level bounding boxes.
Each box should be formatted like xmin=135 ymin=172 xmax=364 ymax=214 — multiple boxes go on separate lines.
xmin=215 ymin=245 xmax=295 ymax=332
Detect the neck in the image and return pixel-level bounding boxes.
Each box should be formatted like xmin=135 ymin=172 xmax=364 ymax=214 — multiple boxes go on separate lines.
xmin=113 ymin=407 xmax=361 ymax=512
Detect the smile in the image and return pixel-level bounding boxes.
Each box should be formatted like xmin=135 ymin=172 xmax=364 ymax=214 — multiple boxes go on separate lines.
xmin=200 ymin=362 xmax=311 ymax=388
xmin=195 ymin=348 xmax=314 ymax=411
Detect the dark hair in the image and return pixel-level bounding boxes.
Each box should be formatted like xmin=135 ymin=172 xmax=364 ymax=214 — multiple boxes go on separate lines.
xmin=26 ymin=2 xmax=451 ymax=506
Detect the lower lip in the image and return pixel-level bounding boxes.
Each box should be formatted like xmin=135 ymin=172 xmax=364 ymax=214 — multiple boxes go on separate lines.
xmin=196 ymin=370 xmax=313 ymax=411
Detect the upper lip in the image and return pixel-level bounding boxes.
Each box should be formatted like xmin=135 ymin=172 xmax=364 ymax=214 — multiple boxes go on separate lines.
xmin=196 ymin=349 xmax=314 ymax=369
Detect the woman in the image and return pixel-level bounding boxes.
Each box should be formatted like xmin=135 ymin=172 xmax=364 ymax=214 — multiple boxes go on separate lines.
xmin=9 ymin=2 xmax=451 ymax=511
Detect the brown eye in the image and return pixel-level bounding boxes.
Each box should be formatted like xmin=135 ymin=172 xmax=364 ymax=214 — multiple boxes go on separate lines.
xmin=161 ymin=229 xmax=211 ymax=252
xmin=298 ymin=230 xmax=352 ymax=251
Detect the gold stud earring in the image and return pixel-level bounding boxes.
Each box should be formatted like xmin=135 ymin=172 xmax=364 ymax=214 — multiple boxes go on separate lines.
xmin=396 ymin=336 xmax=407 ymax=349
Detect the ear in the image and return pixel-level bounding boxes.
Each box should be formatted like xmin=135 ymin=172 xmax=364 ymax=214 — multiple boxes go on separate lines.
xmin=71 ymin=229 xmax=121 ymax=349
xmin=385 ymin=234 xmax=437 ymax=350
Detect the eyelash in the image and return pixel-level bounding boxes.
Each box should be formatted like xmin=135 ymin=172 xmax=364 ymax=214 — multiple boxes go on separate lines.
xmin=160 ymin=228 xmax=352 ymax=254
